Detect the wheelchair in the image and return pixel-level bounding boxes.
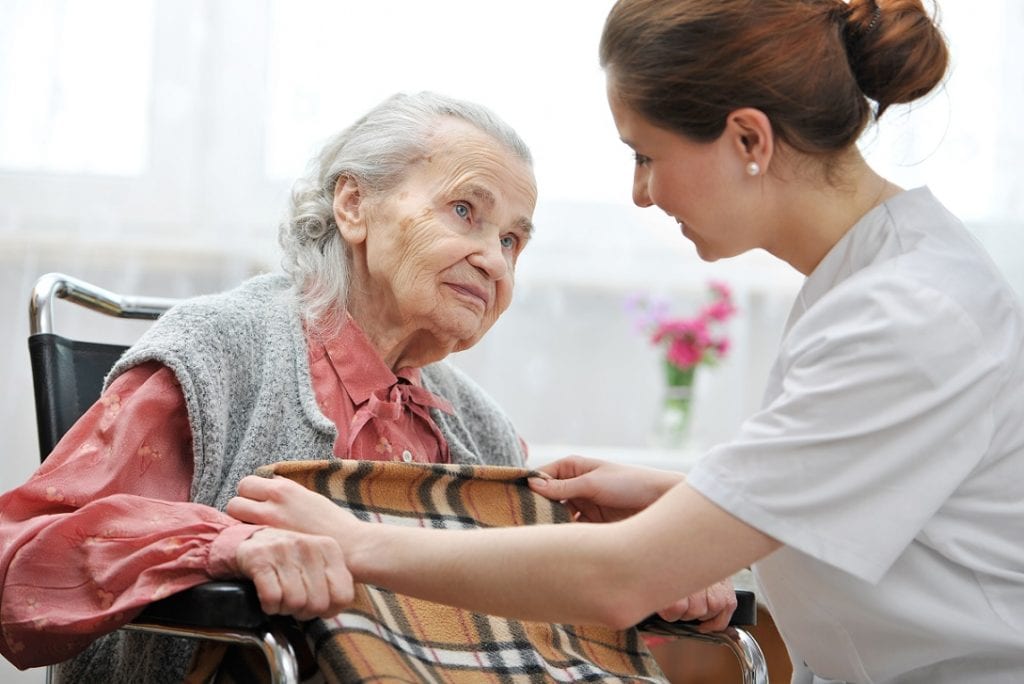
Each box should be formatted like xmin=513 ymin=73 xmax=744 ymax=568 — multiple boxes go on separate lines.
xmin=26 ymin=272 xmax=768 ymax=684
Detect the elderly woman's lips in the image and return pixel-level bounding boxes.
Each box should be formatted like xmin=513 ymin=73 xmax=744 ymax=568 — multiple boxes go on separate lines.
xmin=446 ymin=282 xmax=488 ymax=307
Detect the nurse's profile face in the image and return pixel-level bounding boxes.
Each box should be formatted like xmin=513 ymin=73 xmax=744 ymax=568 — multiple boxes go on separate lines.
xmin=605 ymin=79 xmax=766 ymax=262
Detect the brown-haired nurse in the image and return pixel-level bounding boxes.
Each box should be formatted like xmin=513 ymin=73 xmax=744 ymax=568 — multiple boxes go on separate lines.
xmin=230 ymin=2 xmax=1024 ymax=682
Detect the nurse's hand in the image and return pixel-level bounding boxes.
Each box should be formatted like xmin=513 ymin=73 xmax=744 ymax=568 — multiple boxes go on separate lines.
xmin=228 ymin=475 xmax=357 ymax=539
xmin=528 ymin=455 xmax=684 ymax=523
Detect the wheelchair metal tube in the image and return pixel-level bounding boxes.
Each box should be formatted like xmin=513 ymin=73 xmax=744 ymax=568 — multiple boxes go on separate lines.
xmin=30 ymin=272 xmax=178 ymax=335
xmin=122 ymin=622 xmax=301 ymax=684
xmin=672 ymin=627 xmax=769 ymax=684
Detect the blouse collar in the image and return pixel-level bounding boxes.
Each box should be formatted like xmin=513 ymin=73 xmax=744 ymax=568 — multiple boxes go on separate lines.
xmin=313 ymin=312 xmax=453 ymax=413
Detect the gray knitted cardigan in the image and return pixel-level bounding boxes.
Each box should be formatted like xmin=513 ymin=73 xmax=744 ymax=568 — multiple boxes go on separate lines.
xmin=56 ymin=273 xmax=526 ymax=684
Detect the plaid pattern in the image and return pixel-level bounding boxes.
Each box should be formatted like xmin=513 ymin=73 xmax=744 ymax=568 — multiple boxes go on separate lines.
xmin=259 ymin=459 xmax=666 ymax=684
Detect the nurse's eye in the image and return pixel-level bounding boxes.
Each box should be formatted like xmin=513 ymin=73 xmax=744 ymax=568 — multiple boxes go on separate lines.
xmin=453 ymin=201 xmax=472 ymax=222
xmin=633 ymin=152 xmax=651 ymax=167
xmin=500 ymin=234 xmax=520 ymax=251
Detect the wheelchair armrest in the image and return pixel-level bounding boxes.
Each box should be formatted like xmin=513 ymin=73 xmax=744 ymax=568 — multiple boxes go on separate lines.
xmin=138 ymin=584 xmax=756 ymax=635
xmin=135 ymin=580 xmax=269 ymax=630
xmin=635 ymin=589 xmax=756 ymax=635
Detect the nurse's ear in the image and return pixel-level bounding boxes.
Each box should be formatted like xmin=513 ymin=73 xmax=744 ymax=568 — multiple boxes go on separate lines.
xmin=333 ymin=175 xmax=368 ymax=245
xmin=725 ymin=108 xmax=774 ymax=177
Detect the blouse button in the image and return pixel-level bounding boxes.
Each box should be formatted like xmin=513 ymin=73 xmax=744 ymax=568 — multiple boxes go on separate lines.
xmin=401 ymin=450 xmax=413 ymax=463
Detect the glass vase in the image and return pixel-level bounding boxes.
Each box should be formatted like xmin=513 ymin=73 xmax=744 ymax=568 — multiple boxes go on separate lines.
xmin=651 ymin=363 xmax=695 ymax=450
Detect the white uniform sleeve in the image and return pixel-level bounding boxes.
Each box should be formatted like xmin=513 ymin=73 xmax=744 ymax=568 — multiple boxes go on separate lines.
xmin=687 ymin=274 xmax=1000 ymax=583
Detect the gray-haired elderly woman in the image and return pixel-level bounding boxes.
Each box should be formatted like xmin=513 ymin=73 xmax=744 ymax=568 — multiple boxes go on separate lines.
xmin=0 ymin=92 xmax=537 ymax=682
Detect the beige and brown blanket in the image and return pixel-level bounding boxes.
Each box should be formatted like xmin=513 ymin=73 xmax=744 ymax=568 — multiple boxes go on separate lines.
xmin=221 ymin=458 xmax=665 ymax=683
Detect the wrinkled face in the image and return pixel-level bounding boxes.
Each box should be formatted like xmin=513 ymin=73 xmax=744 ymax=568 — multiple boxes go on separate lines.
xmin=606 ymin=82 xmax=760 ymax=261
xmin=342 ymin=118 xmax=537 ymax=361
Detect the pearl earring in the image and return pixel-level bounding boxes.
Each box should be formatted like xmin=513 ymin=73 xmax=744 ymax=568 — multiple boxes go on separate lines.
xmin=746 ymin=161 xmax=761 ymax=176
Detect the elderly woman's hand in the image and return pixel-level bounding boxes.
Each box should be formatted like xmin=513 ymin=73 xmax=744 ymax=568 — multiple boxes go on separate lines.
xmin=235 ymin=527 xmax=354 ymax=620
xmin=654 ymin=577 xmax=738 ymax=633
xmin=228 ymin=475 xmax=363 ymax=619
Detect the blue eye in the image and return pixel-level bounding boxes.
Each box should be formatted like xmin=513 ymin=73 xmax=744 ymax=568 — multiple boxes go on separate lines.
xmin=453 ymin=202 xmax=471 ymax=220
xmin=500 ymin=234 xmax=519 ymax=251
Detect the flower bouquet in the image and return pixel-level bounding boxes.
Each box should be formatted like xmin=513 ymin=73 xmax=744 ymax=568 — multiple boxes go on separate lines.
xmin=627 ymin=281 xmax=736 ymax=448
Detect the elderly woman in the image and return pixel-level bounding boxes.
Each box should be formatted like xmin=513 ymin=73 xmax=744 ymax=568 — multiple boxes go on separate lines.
xmin=0 ymin=91 xmax=537 ymax=681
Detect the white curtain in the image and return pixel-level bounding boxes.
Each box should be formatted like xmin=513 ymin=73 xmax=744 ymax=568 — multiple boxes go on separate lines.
xmin=1 ymin=2 xmax=1021 ymax=677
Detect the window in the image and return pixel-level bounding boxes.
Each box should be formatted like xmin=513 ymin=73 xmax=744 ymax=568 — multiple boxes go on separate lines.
xmin=0 ymin=0 xmax=154 ymax=175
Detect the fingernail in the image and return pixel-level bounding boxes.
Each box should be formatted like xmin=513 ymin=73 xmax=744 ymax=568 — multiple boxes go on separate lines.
xmin=527 ymin=477 xmax=547 ymax=487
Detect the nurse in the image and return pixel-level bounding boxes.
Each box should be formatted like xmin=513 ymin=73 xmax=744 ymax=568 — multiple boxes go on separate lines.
xmin=229 ymin=1 xmax=1024 ymax=681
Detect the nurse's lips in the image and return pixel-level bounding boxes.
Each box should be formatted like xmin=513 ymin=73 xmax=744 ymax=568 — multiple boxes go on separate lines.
xmin=446 ymin=281 xmax=489 ymax=309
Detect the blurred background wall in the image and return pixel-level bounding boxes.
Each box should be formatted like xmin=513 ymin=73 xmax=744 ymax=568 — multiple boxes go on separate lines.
xmin=1 ymin=1 xmax=1022 ymax=680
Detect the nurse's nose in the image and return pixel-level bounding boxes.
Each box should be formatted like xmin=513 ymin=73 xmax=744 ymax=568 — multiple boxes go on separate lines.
xmin=632 ymin=167 xmax=653 ymax=208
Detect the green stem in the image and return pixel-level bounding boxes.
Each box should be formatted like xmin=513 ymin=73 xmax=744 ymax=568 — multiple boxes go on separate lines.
xmin=663 ymin=360 xmax=695 ymax=388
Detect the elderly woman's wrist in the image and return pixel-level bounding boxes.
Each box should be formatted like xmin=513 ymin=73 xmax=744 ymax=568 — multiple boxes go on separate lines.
xmin=210 ymin=523 xmax=269 ymax=578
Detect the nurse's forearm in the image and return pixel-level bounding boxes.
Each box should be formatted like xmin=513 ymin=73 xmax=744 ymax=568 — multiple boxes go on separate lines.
xmin=345 ymin=517 xmax=658 ymax=628
xmin=342 ymin=482 xmax=778 ymax=628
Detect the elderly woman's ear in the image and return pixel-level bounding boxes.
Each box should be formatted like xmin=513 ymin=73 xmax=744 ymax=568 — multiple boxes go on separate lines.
xmin=333 ymin=175 xmax=368 ymax=245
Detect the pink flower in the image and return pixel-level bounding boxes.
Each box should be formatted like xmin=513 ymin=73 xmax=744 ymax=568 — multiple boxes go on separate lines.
xmin=709 ymin=280 xmax=732 ymax=300
xmin=702 ymin=299 xmax=737 ymax=322
xmin=667 ymin=338 xmax=704 ymax=368
xmin=651 ymin=317 xmax=709 ymax=346
xmin=626 ymin=280 xmax=738 ymax=373
xmin=652 ymin=316 xmax=715 ymax=370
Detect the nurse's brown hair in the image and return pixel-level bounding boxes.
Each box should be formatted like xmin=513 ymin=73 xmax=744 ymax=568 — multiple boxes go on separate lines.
xmin=599 ymin=0 xmax=949 ymax=155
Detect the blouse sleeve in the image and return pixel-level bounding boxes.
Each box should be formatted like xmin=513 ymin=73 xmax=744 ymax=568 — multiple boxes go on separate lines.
xmin=0 ymin=362 xmax=264 ymax=668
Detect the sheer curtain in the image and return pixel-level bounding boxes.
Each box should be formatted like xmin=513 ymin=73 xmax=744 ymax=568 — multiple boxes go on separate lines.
xmin=1 ymin=2 xmax=1021 ymax=679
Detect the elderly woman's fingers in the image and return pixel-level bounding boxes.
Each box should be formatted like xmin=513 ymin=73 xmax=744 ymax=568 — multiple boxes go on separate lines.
xmin=696 ymin=606 xmax=734 ymax=633
xmin=658 ymin=590 xmax=708 ymax=623
xmin=695 ymin=581 xmax=739 ymax=633
xmin=324 ymin=546 xmax=357 ymax=615
xmin=291 ymin=539 xmax=355 ymax=620
xmin=654 ymin=579 xmax=738 ymax=633
xmin=251 ymin=567 xmax=285 ymax=616
xmin=302 ymin=537 xmax=356 ymax=619
xmin=236 ymin=528 xmax=355 ymax=620
xmin=656 ymin=596 xmax=691 ymax=623
xmin=239 ymin=542 xmax=286 ymax=615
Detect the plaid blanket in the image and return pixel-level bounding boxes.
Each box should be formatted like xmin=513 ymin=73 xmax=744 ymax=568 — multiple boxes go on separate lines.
xmin=246 ymin=459 xmax=666 ymax=683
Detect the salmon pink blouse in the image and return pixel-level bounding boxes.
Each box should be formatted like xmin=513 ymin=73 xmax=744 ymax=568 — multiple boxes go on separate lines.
xmin=0 ymin=315 xmax=455 ymax=668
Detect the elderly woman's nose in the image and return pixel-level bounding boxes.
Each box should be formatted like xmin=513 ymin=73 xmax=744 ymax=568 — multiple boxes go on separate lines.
xmin=468 ymin=236 xmax=510 ymax=280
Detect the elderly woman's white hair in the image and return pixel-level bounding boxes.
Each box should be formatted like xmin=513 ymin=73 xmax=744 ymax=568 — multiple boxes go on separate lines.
xmin=279 ymin=91 xmax=534 ymax=333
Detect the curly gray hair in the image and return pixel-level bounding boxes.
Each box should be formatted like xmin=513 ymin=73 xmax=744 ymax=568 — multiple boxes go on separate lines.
xmin=279 ymin=91 xmax=533 ymax=333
